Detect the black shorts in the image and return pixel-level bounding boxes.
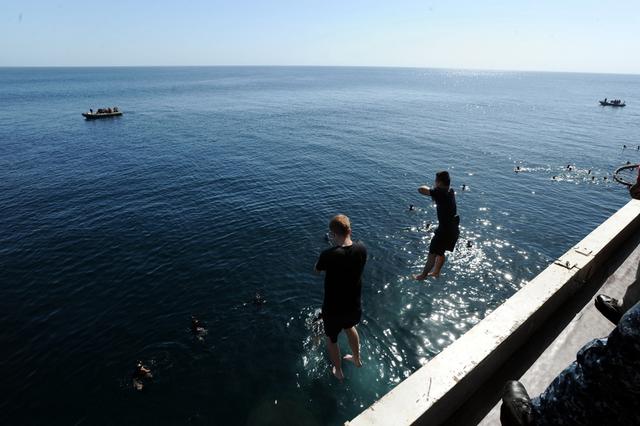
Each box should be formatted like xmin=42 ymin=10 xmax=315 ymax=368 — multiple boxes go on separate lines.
xmin=429 ymin=225 xmax=459 ymax=256
xmin=323 ymin=310 xmax=361 ymax=343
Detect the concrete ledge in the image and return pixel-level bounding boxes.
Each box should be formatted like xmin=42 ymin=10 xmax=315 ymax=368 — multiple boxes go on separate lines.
xmin=347 ymin=199 xmax=640 ymax=426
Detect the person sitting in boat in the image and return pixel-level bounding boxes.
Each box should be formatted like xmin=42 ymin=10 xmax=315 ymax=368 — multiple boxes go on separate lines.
xmin=113 ymin=107 xmax=118 ymax=112
xmin=107 ymin=107 xmax=112 ymax=113
xmin=89 ymin=108 xmax=93 ymax=114
xmin=604 ymin=98 xmax=607 ymax=103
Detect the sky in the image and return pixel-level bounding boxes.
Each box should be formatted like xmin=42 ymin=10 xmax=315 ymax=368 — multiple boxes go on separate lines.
xmin=1 ymin=0 xmax=639 ymax=73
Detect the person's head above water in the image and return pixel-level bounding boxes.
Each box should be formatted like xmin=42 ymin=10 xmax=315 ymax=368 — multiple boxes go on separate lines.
xmin=328 ymin=214 xmax=352 ymax=245
xmin=434 ymin=171 xmax=451 ymax=188
xmin=191 ymin=315 xmax=201 ymax=327
xmin=133 ymin=361 xmax=152 ymax=380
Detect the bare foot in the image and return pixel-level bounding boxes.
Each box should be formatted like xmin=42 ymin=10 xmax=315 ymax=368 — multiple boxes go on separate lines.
xmin=343 ymin=354 xmax=363 ymax=368
xmin=332 ymin=366 xmax=344 ymax=381
xmin=414 ymin=273 xmax=428 ymax=281
xmin=427 ymin=271 xmax=440 ymax=278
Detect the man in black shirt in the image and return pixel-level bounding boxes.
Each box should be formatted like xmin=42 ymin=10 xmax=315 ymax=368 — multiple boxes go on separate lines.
xmin=415 ymin=170 xmax=460 ymax=280
xmin=315 ymin=214 xmax=367 ymax=381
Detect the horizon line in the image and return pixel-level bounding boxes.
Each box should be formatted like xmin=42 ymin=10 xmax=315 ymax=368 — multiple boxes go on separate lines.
xmin=0 ymin=64 xmax=638 ymax=77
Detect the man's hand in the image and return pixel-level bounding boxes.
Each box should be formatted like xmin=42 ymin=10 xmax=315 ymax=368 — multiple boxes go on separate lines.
xmin=418 ymin=186 xmax=431 ymax=196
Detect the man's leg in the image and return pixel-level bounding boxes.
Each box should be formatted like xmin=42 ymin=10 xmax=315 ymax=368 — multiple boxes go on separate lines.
xmin=327 ymin=337 xmax=344 ymax=380
xmin=343 ymin=327 xmax=362 ymax=367
xmin=428 ymin=255 xmax=446 ymax=277
xmin=415 ymin=253 xmax=436 ymax=280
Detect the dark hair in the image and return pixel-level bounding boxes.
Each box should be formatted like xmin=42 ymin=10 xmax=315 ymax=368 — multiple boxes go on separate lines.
xmin=435 ymin=171 xmax=451 ymax=187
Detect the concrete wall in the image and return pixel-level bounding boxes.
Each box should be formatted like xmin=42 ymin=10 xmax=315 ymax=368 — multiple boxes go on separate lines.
xmin=347 ymin=199 xmax=640 ymax=426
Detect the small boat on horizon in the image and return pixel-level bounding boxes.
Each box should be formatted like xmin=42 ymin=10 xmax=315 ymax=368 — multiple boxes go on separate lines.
xmin=599 ymin=99 xmax=626 ymax=107
xmin=82 ymin=107 xmax=123 ymax=119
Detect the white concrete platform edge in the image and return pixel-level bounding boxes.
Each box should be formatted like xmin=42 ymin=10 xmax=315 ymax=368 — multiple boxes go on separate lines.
xmin=347 ymin=199 xmax=640 ymax=426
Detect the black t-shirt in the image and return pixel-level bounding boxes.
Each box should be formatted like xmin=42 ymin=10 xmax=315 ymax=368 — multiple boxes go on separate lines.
xmin=316 ymin=241 xmax=367 ymax=315
xmin=430 ymin=187 xmax=458 ymax=227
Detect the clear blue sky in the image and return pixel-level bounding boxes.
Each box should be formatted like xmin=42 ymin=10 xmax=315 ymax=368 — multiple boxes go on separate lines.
xmin=1 ymin=0 xmax=639 ymax=73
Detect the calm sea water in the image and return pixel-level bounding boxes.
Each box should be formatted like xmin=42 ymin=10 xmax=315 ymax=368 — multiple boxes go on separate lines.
xmin=1 ymin=67 xmax=639 ymax=425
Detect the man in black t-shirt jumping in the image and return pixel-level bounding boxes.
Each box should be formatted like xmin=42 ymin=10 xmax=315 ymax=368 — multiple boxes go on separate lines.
xmin=415 ymin=170 xmax=460 ymax=280
xmin=315 ymin=214 xmax=367 ymax=381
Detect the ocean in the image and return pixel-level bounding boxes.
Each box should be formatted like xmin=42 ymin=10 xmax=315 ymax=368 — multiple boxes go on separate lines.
xmin=1 ymin=66 xmax=639 ymax=425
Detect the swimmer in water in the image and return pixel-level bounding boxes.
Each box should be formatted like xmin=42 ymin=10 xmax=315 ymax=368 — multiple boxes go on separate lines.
xmin=132 ymin=361 xmax=152 ymax=391
xmin=623 ymin=145 xmax=627 ymax=149
xmin=409 ymin=204 xmax=415 ymax=211
xmin=416 ymin=221 xmax=432 ymax=232
xmin=587 ymin=169 xmax=591 ymax=175
xmin=514 ymin=166 xmax=521 ymax=173
xmin=552 ymin=176 xmax=557 ymax=180
xmin=241 ymin=291 xmax=267 ymax=307
xmin=466 ymin=240 xmax=472 ymax=248
xmin=461 ymin=184 xmax=467 ymax=191
xmin=603 ymin=176 xmax=608 ymax=181
xmin=253 ymin=292 xmax=266 ymax=306
xmin=191 ymin=315 xmax=206 ymax=334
